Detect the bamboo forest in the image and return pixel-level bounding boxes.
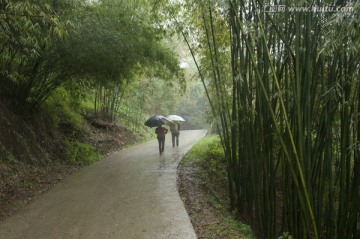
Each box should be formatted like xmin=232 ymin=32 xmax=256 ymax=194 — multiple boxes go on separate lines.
xmin=1 ymin=0 xmax=360 ymax=238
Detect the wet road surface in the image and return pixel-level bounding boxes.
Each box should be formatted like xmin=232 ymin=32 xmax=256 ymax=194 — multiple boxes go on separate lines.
xmin=0 ymin=130 xmax=207 ymax=239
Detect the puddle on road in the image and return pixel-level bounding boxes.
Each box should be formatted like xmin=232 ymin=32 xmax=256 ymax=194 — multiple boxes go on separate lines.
xmin=157 ymin=148 xmax=183 ymax=176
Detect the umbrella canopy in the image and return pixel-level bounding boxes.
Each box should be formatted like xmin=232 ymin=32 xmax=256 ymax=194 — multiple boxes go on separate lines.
xmin=144 ymin=115 xmax=168 ymax=127
xmin=166 ymin=115 xmax=185 ymax=122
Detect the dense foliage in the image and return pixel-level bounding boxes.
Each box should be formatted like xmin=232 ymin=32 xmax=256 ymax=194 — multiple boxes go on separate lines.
xmin=5 ymin=0 xmax=359 ymax=237
xmin=0 ymin=0 xmax=208 ymax=166
xmin=167 ymin=0 xmax=360 ymax=238
xmin=0 ymin=0 xmax=183 ymax=117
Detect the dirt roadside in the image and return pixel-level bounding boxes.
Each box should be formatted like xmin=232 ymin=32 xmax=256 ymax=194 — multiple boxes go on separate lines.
xmin=0 ymin=117 xmax=137 ymax=223
xmin=177 ymin=144 xmax=254 ymax=238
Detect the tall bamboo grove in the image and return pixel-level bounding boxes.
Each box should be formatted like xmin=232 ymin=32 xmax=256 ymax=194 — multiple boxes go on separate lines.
xmin=184 ymin=0 xmax=360 ymax=238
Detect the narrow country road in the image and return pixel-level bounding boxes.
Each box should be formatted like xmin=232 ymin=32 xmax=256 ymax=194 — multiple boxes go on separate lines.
xmin=0 ymin=130 xmax=207 ymax=239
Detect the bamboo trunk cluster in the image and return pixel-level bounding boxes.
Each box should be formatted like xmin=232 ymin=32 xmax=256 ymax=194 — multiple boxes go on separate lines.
xmin=196 ymin=0 xmax=360 ymax=238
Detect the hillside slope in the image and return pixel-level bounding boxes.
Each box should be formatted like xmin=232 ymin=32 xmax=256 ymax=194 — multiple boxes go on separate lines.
xmin=0 ymin=103 xmax=138 ymax=222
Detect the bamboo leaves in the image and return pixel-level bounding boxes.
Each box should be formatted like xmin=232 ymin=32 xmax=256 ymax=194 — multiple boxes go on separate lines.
xmin=178 ymin=0 xmax=360 ymax=238
xmin=1 ymin=0 xmax=183 ymax=117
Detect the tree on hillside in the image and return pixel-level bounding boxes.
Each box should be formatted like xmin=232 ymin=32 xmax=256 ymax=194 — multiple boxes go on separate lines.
xmin=0 ymin=0 xmax=183 ymax=118
xmin=57 ymin=0 xmax=184 ymax=121
xmin=0 ymin=0 xmax=69 ymax=112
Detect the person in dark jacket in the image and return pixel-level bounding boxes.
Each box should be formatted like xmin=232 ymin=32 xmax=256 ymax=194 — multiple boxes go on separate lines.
xmin=155 ymin=126 xmax=168 ymax=154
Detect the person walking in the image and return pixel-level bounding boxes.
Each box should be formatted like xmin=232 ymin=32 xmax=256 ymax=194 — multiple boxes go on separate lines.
xmin=155 ymin=125 xmax=168 ymax=154
xmin=169 ymin=122 xmax=180 ymax=147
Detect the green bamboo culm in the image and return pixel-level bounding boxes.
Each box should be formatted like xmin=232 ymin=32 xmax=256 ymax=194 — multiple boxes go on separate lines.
xmin=177 ymin=0 xmax=359 ymax=237
xmin=226 ymin=0 xmax=360 ymax=238
xmin=194 ymin=1 xmax=359 ymax=238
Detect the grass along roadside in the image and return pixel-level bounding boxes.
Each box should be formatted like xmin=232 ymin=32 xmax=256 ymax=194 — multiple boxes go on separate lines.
xmin=177 ymin=135 xmax=254 ymax=238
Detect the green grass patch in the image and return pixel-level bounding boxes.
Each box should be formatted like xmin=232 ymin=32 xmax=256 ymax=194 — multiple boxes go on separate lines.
xmin=182 ymin=135 xmax=223 ymax=165
xmin=0 ymin=144 xmax=14 ymax=163
xmin=44 ymin=86 xmax=86 ymax=130
xmin=65 ymin=139 xmax=99 ymax=165
xmin=205 ymin=216 xmax=254 ymax=239
xmin=181 ymin=135 xmax=255 ymax=239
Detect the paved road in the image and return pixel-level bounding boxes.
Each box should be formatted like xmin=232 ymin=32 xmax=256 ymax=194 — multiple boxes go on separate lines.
xmin=0 ymin=130 xmax=207 ymax=239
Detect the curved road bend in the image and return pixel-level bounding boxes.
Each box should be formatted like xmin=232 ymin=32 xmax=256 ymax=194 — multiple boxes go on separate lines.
xmin=0 ymin=130 xmax=207 ymax=239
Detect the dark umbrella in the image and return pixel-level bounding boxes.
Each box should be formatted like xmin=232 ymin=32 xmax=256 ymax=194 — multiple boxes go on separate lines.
xmin=144 ymin=115 xmax=168 ymax=127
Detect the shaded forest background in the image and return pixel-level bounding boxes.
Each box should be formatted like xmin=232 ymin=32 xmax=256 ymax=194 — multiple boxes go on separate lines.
xmin=0 ymin=0 xmax=208 ymax=222
xmin=0 ymin=0 xmax=208 ymax=165
xmin=2 ymin=0 xmax=360 ymax=238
